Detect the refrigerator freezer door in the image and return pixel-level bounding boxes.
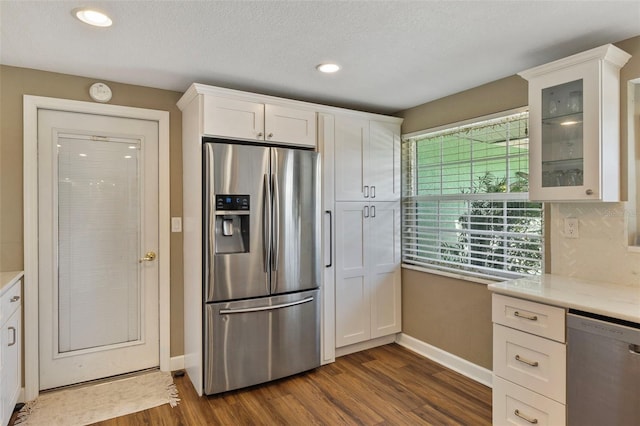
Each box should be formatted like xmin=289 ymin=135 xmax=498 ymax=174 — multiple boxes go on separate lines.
xmin=204 ymin=289 xmax=321 ymax=394
xmin=270 ymin=148 xmax=321 ymax=295
xmin=205 ymin=143 xmax=271 ymax=302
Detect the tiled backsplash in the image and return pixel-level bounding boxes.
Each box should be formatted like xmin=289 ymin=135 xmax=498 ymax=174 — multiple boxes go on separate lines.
xmin=550 ymin=202 xmax=640 ymax=287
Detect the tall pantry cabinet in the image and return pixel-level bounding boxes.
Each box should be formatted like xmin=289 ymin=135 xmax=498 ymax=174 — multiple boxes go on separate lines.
xmin=321 ymin=113 xmax=403 ymax=353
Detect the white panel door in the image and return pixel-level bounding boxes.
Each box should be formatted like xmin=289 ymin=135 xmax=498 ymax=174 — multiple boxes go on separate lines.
xmin=335 ymin=202 xmax=370 ymax=347
xmin=38 ymin=110 xmax=159 ymax=390
xmin=369 ymin=202 xmax=401 ymax=338
xmin=334 ymin=115 xmax=368 ymax=201
xmin=369 ymin=121 xmax=401 ymax=201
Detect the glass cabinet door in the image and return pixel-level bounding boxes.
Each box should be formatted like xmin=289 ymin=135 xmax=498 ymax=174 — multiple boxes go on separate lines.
xmin=541 ymin=79 xmax=583 ymax=188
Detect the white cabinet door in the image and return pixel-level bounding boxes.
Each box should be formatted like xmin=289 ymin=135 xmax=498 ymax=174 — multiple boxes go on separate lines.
xmin=334 ymin=116 xmax=400 ymax=202
xmin=265 ymin=105 xmax=316 ymax=147
xmin=369 ymin=121 xmax=400 ymax=201
xmin=1 ymin=307 xmax=20 ymax=426
xmin=369 ymin=202 xmax=401 ymax=338
xmin=520 ymin=44 xmax=630 ymax=202
xmin=318 ymin=113 xmax=336 ymax=364
xmin=203 ymin=96 xmax=265 ymax=141
xmin=335 ymin=202 xmax=370 ymax=347
xmin=335 ymin=202 xmax=401 ymax=348
xmin=334 ymin=115 xmax=368 ymax=201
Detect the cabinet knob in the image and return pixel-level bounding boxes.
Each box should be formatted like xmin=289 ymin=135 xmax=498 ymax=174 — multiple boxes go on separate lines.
xmin=585 ymin=189 xmax=593 ymax=195
xmin=10 ymin=295 xmax=20 ymax=303
xmin=267 ymin=133 xmax=273 ymax=139
xmin=257 ymin=132 xmax=264 ymax=138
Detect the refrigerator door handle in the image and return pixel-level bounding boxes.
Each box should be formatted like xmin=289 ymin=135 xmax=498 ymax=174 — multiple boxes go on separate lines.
xmin=263 ymin=173 xmax=271 ymax=273
xmin=271 ymin=173 xmax=280 ymax=272
xmin=219 ymin=296 xmax=314 ymax=315
xmin=325 ymin=210 xmax=333 ymax=268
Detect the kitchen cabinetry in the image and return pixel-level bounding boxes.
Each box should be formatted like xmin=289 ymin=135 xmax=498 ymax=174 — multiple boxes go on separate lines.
xmin=1 ymin=273 xmax=22 ymax=426
xmin=334 ymin=116 xmax=400 ymax=202
xmin=519 ymin=43 xmax=631 ymax=201
xmin=492 ymin=293 xmax=566 ymax=426
xmin=179 ymin=83 xmax=402 ymax=394
xmin=327 ymin=111 xmax=402 ymax=352
xmin=334 ymin=201 xmax=401 ymax=348
xmin=203 ymin=94 xmax=316 ymax=147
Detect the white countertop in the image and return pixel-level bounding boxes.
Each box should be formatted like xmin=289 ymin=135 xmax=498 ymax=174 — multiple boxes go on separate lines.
xmin=0 ymin=271 xmax=23 ymax=296
xmin=488 ymin=274 xmax=640 ymax=323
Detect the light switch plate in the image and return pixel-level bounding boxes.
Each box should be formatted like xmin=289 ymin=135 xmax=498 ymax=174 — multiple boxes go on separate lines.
xmin=171 ymin=217 xmax=182 ymax=233
xmin=564 ymin=217 xmax=579 ymax=238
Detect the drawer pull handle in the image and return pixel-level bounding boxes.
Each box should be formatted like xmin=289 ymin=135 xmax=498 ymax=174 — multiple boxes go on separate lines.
xmin=514 ymin=409 xmax=538 ymax=424
xmin=514 ymin=311 xmax=538 ymax=321
xmin=515 ymin=354 xmax=539 ymax=367
xmin=8 ymin=326 xmax=16 ymax=347
xmin=10 ymin=295 xmax=20 ymax=303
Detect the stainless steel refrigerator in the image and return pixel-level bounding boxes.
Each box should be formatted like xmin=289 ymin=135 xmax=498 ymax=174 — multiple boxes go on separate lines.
xmin=203 ymin=141 xmax=321 ymax=395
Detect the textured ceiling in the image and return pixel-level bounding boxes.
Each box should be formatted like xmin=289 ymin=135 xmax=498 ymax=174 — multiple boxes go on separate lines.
xmin=1 ymin=1 xmax=639 ymax=114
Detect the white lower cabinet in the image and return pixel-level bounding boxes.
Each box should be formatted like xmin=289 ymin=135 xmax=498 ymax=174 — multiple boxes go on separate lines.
xmin=1 ymin=278 xmax=21 ymax=426
xmin=493 ymin=376 xmax=566 ymax=426
xmin=492 ymin=294 xmax=566 ymax=425
xmin=335 ymin=201 xmax=401 ymax=348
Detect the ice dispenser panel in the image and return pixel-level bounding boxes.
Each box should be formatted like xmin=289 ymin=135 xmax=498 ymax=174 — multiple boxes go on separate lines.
xmin=214 ymin=195 xmax=250 ymax=254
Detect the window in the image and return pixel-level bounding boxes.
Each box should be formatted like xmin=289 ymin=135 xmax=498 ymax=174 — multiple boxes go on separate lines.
xmin=402 ymin=110 xmax=543 ymax=280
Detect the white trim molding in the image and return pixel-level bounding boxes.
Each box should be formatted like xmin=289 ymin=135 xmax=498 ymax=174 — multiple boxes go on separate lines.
xmin=335 ymin=335 xmax=396 ymax=358
xmin=23 ymin=95 xmax=171 ymax=401
xmin=395 ymin=333 xmax=493 ymax=388
xmin=170 ymin=355 xmax=185 ymax=372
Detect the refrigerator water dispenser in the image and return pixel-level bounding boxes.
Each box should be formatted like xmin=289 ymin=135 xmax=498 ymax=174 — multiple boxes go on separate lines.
xmin=214 ymin=194 xmax=250 ymax=254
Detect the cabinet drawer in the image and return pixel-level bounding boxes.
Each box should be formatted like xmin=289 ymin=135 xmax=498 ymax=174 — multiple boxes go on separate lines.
xmin=492 ymin=293 xmax=565 ymax=342
xmin=0 ymin=280 xmax=21 ymax=327
xmin=493 ymin=324 xmax=566 ymax=403
xmin=493 ymin=376 xmax=565 ymax=426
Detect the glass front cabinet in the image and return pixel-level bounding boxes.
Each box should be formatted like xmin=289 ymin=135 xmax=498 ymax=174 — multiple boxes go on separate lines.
xmin=519 ymin=44 xmax=631 ymax=201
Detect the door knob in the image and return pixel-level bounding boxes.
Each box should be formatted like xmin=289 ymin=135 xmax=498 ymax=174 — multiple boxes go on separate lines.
xmin=139 ymin=251 xmax=157 ymax=263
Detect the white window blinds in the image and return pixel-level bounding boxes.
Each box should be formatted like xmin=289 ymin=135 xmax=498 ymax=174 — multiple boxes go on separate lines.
xmin=402 ymin=111 xmax=543 ymax=280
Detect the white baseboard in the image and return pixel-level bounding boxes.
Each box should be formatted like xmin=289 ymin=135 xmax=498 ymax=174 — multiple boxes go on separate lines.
xmin=169 ymin=355 xmax=185 ymax=372
xmin=395 ymin=333 xmax=493 ymax=388
xmin=335 ymin=335 xmax=396 ymax=358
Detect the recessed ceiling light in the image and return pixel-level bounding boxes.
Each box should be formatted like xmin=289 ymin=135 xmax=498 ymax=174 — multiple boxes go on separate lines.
xmin=316 ymin=63 xmax=341 ymax=73
xmin=73 ymin=8 xmax=113 ymax=27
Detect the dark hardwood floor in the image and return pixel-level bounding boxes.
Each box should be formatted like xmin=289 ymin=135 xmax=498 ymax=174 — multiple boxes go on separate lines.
xmin=51 ymin=344 xmax=494 ymax=425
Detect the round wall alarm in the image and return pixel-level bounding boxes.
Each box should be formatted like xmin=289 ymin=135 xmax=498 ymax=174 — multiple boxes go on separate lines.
xmin=89 ymin=82 xmax=112 ymax=103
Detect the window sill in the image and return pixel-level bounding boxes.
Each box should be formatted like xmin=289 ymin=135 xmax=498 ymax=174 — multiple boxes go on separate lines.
xmin=401 ymin=263 xmax=502 ymax=286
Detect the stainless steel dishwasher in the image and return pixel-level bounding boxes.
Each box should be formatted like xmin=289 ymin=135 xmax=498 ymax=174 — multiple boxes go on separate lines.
xmin=567 ymin=311 xmax=640 ymax=425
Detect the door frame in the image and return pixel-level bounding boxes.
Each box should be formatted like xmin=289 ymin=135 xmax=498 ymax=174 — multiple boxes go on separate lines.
xmin=23 ymin=95 xmax=171 ymax=401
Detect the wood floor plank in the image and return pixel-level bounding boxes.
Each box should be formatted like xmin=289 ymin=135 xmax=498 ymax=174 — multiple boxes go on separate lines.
xmin=42 ymin=343 xmax=491 ymax=426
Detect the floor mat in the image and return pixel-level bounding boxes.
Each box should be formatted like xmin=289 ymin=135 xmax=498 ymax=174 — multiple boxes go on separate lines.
xmin=14 ymin=370 xmax=179 ymax=425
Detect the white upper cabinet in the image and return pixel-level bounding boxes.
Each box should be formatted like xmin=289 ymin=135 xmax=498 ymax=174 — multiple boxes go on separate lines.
xmin=369 ymin=120 xmax=401 ymax=202
xmin=334 ymin=115 xmax=400 ymax=202
xmin=335 ymin=115 xmax=368 ymax=201
xmin=264 ymin=104 xmax=316 ymax=147
xmin=202 ymin=95 xmax=316 ymax=147
xmin=203 ymin=96 xmax=265 ymax=141
xmin=519 ymin=44 xmax=631 ymax=201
